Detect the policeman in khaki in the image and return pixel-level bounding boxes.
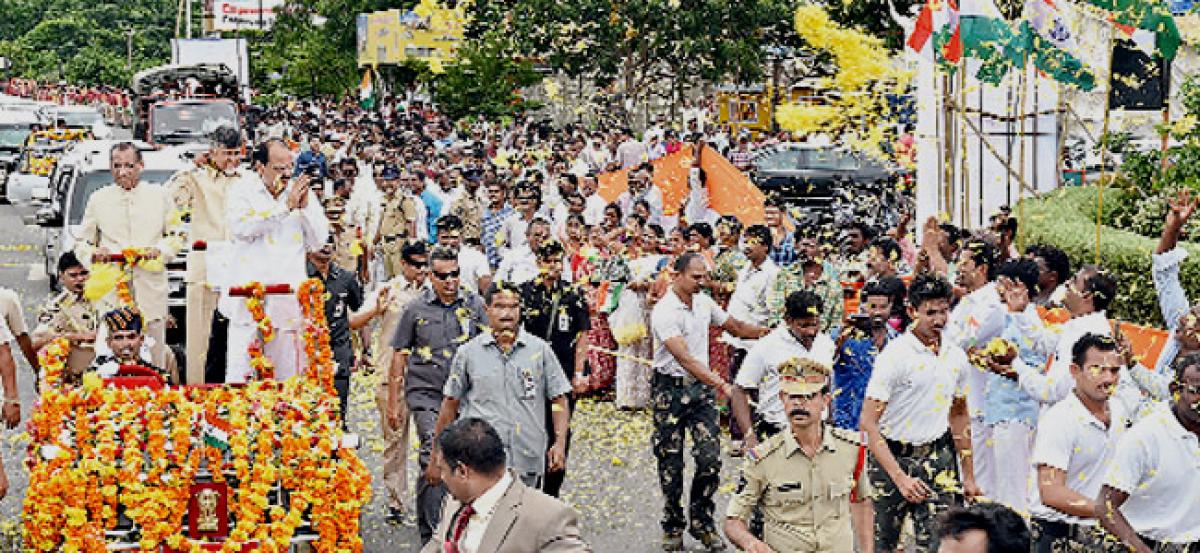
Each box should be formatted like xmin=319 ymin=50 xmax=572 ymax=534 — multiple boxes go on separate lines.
xmin=374 ymin=165 xmax=419 ymax=279
xmin=724 ymin=358 xmax=873 ymax=553
xmin=31 ymin=252 xmax=99 ymax=384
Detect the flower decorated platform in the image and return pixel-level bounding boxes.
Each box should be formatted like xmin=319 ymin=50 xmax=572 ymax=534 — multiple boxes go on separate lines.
xmin=22 ymin=279 xmax=371 ymax=552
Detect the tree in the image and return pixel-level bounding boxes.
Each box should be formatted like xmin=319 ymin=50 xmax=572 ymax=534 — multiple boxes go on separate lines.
xmin=432 ymin=38 xmax=542 ymax=120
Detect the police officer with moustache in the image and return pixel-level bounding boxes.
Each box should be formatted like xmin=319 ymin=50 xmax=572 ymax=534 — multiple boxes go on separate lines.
xmin=725 ymin=358 xmax=873 ymax=553
xmin=31 ymin=252 xmax=99 ymax=385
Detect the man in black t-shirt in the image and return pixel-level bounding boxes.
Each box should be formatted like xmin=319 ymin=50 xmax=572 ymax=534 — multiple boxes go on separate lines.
xmin=306 ymin=237 xmax=365 ymax=423
xmin=519 ymin=240 xmax=590 ymax=497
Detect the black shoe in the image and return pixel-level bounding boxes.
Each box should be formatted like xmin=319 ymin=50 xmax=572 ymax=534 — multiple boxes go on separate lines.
xmin=688 ymin=526 xmax=727 ymax=552
xmin=662 ymin=530 xmax=685 ymax=551
xmin=385 ymin=507 xmax=407 ymax=526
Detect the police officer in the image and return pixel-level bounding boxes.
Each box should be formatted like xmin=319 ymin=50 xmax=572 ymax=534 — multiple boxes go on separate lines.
xmin=374 ymin=165 xmax=418 ymax=279
xmin=31 ymin=252 xmax=99 ymax=385
xmin=324 ymin=197 xmax=359 ymax=274
xmin=724 ymin=358 xmax=873 ymax=553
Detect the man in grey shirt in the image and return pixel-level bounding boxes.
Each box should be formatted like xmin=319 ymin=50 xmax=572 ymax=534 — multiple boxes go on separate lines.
xmin=432 ymin=281 xmax=572 ymax=489
xmin=389 ymin=245 xmax=489 ymax=544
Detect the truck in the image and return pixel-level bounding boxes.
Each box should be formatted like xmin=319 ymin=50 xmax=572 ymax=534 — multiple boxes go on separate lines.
xmin=131 ymin=63 xmax=241 ymax=146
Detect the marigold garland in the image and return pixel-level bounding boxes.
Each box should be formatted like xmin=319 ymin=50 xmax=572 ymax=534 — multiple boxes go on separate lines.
xmin=23 ymin=279 xmax=371 ymax=552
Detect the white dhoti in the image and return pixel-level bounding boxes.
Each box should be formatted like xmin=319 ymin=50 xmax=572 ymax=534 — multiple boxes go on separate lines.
xmin=988 ymin=420 xmax=1035 ymax=513
xmin=970 ymin=417 xmax=995 ymax=495
xmin=226 ymin=326 xmax=303 ymax=383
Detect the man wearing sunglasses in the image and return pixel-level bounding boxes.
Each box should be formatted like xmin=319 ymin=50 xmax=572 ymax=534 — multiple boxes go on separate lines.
xmin=390 ymin=245 xmax=489 ymax=544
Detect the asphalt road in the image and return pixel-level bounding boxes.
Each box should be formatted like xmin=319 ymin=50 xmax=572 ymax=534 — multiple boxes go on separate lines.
xmin=0 ymin=199 xmax=744 ymax=552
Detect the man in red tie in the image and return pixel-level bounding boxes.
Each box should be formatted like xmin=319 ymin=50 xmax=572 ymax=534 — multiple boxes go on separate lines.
xmin=422 ymin=418 xmax=591 ymax=553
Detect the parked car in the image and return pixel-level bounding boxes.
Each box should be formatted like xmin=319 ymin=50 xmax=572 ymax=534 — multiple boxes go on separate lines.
xmin=748 ymin=142 xmax=911 ymax=233
xmin=47 ymin=105 xmax=113 ymax=139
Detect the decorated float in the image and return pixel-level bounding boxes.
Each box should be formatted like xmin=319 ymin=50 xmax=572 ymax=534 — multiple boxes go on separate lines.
xmin=22 ymin=264 xmax=371 ymax=552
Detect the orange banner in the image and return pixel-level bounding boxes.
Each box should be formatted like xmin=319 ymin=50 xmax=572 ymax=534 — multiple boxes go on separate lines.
xmin=596 ymin=145 xmax=766 ymax=225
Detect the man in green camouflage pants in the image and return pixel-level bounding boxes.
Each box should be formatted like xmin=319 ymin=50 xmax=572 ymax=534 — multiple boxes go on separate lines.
xmin=649 ymin=252 xmax=769 ymax=552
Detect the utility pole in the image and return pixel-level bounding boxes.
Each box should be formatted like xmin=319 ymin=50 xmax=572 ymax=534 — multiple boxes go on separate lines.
xmin=126 ymin=27 xmax=135 ymax=71
xmin=186 ymin=0 xmax=193 ymax=38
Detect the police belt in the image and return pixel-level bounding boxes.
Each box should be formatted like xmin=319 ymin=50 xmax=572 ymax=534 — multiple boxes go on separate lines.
xmin=1032 ymin=518 xmax=1105 ymax=547
xmin=883 ymin=431 xmax=954 ymax=459
xmin=652 ymin=371 xmax=699 ymax=387
xmin=381 ymin=234 xmax=407 ymax=242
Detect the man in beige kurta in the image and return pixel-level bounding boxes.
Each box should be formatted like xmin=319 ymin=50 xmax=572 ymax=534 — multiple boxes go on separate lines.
xmin=74 ymin=142 xmax=182 ymax=371
xmin=167 ymin=128 xmax=244 ymax=384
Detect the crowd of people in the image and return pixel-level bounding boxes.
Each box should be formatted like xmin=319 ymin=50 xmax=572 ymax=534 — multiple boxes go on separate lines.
xmin=0 ymin=84 xmax=1195 ymax=553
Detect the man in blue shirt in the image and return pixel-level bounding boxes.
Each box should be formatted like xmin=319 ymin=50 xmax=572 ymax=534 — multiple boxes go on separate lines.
xmin=410 ymin=170 xmax=443 ymax=243
xmin=293 ymin=136 xmax=328 ymax=179
xmin=832 ymin=277 xmax=900 ymax=430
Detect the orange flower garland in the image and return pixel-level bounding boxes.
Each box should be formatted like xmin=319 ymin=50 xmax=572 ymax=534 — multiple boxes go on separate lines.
xmin=22 ymin=279 xmax=371 ymax=552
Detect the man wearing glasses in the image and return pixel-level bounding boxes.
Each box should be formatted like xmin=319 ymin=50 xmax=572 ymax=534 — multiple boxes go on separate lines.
xmin=214 ymin=139 xmax=328 ymax=383
xmin=389 ymin=245 xmax=489 ymax=544
xmin=498 ymin=183 xmax=544 ymax=254
xmin=75 ymin=142 xmax=182 ymax=375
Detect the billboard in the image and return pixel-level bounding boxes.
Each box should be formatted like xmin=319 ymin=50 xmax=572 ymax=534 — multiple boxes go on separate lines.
xmin=357 ymin=1 xmax=464 ymax=67
xmin=210 ymin=0 xmax=284 ymax=31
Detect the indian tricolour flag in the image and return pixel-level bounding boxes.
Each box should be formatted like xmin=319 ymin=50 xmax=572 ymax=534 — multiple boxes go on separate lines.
xmin=202 ymin=410 xmax=231 ymax=452
xmin=908 ymin=0 xmax=962 ymax=63
xmin=359 ymin=69 xmax=376 ymax=110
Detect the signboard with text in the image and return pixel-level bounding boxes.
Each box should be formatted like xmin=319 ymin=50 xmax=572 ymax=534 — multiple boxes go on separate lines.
xmin=210 ymin=0 xmax=284 ymax=31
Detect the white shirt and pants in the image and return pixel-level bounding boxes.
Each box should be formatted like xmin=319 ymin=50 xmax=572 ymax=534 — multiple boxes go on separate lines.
xmin=212 ymin=175 xmax=329 ymax=383
xmin=942 ymin=282 xmax=1005 ymax=496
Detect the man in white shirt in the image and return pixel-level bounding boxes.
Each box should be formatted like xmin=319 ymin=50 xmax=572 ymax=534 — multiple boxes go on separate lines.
xmin=580 ymin=174 xmax=607 ymax=227
xmin=1098 ymin=353 xmax=1200 ymax=551
xmin=497 ymin=183 xmax=542 ymax=253
xmin=615 ymin=127 xmax=647 ymax=170
xmin=722 ymin=225 xmax=779 ymax=441
xmin=1006 ymin=266 xmax=1141 ymax=414
xmin=1028 ymin=333 xmax=1129 ymax=552
xmin=436 ymin=215 xmax=492 ymax=294
xmin=422 ymin=417 xmax=590 ymax=553
xmin=731 ymin=290 xmax=835 ymax=447
xmin=943 ymin=239 xmax=1005 ymax=498
xmin=860 ymin=273 xmax=981 ymax=553
xmin=616 ymin=164 xmax=664 ymax=226
xmin=213 ymin=139 xmax=329 ymax=383
xmin=649 ymin=252 xmax=769 ymax=551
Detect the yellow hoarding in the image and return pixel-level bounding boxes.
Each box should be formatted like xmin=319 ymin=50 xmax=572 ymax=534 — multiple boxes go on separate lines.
xmin=357 ymin=0 xmax=464 ymax=68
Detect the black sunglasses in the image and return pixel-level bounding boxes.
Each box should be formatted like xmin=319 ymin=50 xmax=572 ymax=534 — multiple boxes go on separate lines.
xmin=432 ymin=269 xmax=461 ymax=280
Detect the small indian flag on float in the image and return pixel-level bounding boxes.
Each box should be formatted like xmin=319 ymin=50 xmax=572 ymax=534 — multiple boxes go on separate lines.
xmin=202 ymin=410 xmax=232 ymax=452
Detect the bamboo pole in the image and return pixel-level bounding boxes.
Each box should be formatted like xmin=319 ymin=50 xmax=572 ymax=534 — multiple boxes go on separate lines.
xmin=1017 ymin=62 xmax=1029 ymax=251
xmin=1096 ymin=29 xmax=1116 ymax=265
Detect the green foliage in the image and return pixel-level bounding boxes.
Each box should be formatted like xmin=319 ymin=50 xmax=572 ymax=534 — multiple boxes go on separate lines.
xmin=432 ymin=39 xmax=543 ymax=120
xmin=1020 ymin=185 xmax=1200 ymax=326
xmin=0 ymin=0 xmax=181 ymax=85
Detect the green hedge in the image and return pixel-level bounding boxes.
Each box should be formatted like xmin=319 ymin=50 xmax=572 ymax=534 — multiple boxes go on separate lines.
xmin=1018 ymin=185 xmax=1200 ymax=327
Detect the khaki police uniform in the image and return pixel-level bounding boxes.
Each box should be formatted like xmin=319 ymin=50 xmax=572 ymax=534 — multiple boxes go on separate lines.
xmin=31 ymin=291 xmax=99 ymax=384
xmin=377 ymin=192 xmax=418 ymax=279
xmin=325 ymin=199 xmax=360 ymax=273
xmin=726 ymin=359 xmax=871 ymax=553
